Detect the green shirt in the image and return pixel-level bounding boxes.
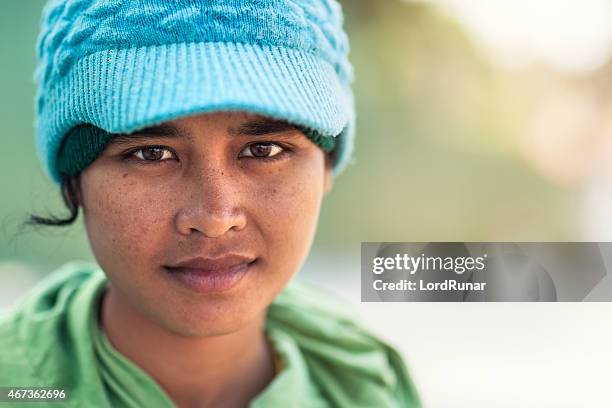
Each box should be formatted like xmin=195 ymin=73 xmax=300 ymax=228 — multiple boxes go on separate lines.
xmin=0 ymin=261 xmax=420 ymax=407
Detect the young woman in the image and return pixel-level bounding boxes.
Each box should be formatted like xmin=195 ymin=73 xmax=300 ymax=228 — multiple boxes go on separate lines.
xmin=0 ymin=1 xmax=420 ymax=407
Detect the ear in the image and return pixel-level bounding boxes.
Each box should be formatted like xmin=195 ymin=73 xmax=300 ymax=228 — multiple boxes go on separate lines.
xmin=323 ymin=153 xmax=333 ymax=195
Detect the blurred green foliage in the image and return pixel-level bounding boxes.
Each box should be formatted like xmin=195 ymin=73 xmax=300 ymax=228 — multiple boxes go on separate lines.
xmin=0 ymin=0 xmax=581 ymax=274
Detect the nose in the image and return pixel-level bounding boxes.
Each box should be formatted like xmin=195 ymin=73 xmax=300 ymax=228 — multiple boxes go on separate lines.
xmin=174 ymin=167 xmax=247 ymax=238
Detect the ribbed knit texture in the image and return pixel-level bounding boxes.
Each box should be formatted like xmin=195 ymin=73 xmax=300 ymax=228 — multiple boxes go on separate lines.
xmin=35 ymin=0 xmax=355 ymax=183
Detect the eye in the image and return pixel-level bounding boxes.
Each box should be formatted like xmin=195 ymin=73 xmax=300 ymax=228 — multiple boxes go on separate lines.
xmin=129 ymin=146 xmax=177 ymax=162
xmin=239 ymin=142 xmax=284 ymax=158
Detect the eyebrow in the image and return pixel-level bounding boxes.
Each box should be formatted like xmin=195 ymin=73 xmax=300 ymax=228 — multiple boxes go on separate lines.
xmin=108 ymin=117 xmax=300 ymax=147
xmin=230 ymin=118 xmax=300 ymax=136
xmin=108 ymin=124 xmax=189 ymax=147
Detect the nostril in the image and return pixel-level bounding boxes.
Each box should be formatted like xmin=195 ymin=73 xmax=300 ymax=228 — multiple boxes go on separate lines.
xmin=175 ymin=206 xmax=247 ymax=237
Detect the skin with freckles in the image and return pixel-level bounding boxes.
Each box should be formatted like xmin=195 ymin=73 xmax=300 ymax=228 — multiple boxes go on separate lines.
xmin=78 ymin=111 xmax=333 ymax=407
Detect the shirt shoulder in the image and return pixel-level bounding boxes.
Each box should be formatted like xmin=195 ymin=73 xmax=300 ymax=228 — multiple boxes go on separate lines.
xmin=0 ymin=261 xmax=104 ymax=386
xmin=267 ymin=279 xmax=422 ymax=407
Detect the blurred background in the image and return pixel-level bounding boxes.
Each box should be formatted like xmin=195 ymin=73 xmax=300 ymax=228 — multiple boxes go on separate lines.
xmin=2 ymin=0 xmax=612 ymax=406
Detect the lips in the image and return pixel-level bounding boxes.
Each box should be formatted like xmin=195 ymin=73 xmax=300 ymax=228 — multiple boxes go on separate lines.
xmin=166 ymin=254 xmax=257 ymax=272
xmin=163 ymin=254 xmax=256 ymax=293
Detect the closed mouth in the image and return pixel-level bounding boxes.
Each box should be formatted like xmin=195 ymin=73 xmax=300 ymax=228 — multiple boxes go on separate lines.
xmin=165 ymin=254 xmax=257 ymax=271
xmin=163 ymin=256 xmax=257 ymax=293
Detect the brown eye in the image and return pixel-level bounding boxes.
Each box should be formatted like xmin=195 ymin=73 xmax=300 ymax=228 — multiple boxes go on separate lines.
xmin=239 ymin=142 xmax=284 ymax=158
xmin=133 ymin=147 xmax=175 ymax=161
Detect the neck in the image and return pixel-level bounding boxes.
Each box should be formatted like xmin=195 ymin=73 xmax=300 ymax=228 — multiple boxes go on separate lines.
xmin=100 ymin=284 xmax=276 ymax=408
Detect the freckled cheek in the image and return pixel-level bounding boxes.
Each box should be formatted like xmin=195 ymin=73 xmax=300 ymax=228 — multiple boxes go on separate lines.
xmin=84 ymin=182 xmax=175 ymax=264
xmin=252 ymin=166 xmax=324 ymax=266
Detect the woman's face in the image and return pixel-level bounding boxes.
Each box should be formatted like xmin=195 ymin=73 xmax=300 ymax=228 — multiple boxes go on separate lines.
xmin=80 ymin=111 xmax=332 ymax=336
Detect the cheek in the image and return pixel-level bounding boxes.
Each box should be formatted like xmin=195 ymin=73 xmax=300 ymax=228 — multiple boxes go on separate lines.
xmin=250 ymin=155 xmax=326 ymax=278
xmin=81 ymin=170 xmax=174 ymax=270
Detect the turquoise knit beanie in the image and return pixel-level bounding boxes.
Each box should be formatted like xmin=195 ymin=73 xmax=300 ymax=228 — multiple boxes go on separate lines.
xmin=34 ymin=0 xmax=355 ymax=184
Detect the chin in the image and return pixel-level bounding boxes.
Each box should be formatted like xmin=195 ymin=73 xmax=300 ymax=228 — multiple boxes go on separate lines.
xmin=162 ymin=317 xmax=254 ymax=338
xmin=153 ymin=299 xmax=262 ymax=338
